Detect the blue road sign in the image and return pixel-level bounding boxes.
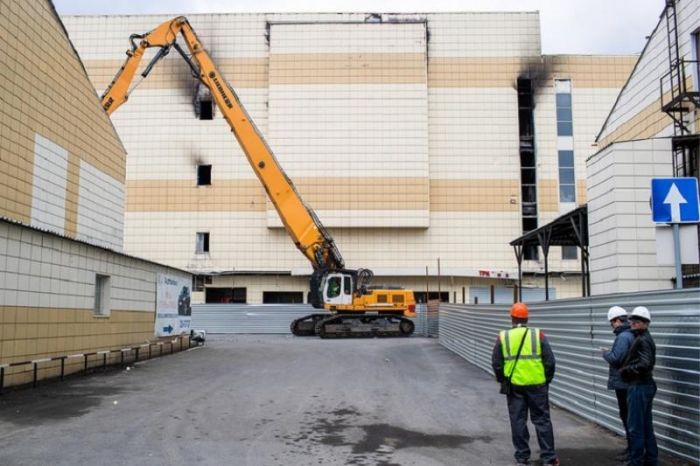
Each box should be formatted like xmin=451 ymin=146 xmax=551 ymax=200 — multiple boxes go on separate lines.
xmin=651 ymin=177 xmax=700 ymax=223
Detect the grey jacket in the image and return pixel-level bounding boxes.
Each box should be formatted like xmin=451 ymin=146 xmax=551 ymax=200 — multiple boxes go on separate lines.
xmin=602 ymin=322 xmax=634 ymax=390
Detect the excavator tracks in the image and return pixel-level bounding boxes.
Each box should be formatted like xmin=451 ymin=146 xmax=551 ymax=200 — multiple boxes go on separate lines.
xmin=291 ymin=313 xmax=415 ymax=338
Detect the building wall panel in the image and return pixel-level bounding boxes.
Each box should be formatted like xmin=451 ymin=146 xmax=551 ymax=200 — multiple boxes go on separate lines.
xmin=61 ymin=12 xmax=634 ymax=301
xmin=587 ymin=139 xmax=675 ymax=294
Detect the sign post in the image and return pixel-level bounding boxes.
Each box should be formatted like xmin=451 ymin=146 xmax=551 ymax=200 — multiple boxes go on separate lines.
xmin=651 ymin=177 xmax=700 ymax=289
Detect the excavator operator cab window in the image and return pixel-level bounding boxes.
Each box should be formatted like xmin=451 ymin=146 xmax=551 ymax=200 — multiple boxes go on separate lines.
xmin=343 ymin=276 xmax=352 ymax=295
xmin=327 ymin=276 xmax=341 ymax=298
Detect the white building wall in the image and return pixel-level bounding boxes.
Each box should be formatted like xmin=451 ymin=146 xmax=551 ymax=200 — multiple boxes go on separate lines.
xmin=587 ymin=138 xmax=675 ymax=294
xmin=0 ymin=220 xmax=188 ymax=313
xmin=30 ymin=134 xmax=69 ymax=236
xmin=62 ymin=12 xmax=632 ymax=303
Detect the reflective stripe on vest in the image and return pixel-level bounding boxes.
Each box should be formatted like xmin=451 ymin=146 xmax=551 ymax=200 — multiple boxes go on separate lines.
xmin=499 ymin=327 xmax=546 ymax=386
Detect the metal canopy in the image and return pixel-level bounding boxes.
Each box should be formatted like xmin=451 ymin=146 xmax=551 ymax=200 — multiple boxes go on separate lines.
xmin=510 ymin=205 xmax=590 ymax=300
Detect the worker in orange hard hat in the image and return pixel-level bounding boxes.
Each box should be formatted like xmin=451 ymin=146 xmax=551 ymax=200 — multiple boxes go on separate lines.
xmin=510 ymin=302 xmax=529 ymax=319
xmin=492 ymin=302 xmax=559 ymax=466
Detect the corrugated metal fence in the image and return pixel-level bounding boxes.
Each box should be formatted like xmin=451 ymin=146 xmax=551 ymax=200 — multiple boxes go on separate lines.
xmin=439 ymin=289 xmax=700 ymax=463
xmin=191 ymin=303 xmax=432 ymax=336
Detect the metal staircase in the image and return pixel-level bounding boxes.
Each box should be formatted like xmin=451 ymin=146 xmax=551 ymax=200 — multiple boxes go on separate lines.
xmin=660 ymin=0 xmax=700 ymax=287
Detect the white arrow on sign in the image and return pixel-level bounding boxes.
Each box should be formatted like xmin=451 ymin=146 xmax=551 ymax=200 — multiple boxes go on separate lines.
xmin=663 ymin=183 xmax=688 ymax=222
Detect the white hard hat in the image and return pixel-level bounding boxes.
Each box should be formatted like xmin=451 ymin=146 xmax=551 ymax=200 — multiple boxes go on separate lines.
xmin=607 ymin=306 xmax=627 ymax=321
xmin=630 ymin=306 xmax=651 ymax=322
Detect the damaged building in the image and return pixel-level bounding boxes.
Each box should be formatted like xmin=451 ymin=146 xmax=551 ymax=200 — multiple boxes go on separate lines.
xmin=61 ymin=12 xmax=636 ymax=304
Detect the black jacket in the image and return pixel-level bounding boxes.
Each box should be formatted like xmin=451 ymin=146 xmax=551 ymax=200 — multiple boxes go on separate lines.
xmin=602 ymin=322 xmax=634 ymax=390
xmin=491 ymin=325 xmax=556 ymax=385
xmin=619 ymin=328 xmax=656 ymax=384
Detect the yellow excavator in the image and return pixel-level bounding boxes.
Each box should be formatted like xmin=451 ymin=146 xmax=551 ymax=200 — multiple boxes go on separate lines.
xmin=101 ymin=16 xmax=416 ymax=338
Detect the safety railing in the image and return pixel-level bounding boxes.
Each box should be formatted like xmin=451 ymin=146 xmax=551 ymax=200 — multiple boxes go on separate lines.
xmin=0 ymin=334 xmax=201 ymax=393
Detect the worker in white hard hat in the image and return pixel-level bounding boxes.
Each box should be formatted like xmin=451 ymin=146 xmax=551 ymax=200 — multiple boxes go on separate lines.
xmin=599 ymin=306 xmax=634 ymax=462
xmin=619 ymin=306 xmax=658 ymax=466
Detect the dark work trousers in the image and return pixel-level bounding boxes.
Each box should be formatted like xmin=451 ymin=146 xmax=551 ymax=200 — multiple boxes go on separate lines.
xmin=627 ymin=382 xmax=658 ymax=466
xmin=615 ymin=388 xmax=630 ymax=452
xmin=506 ymin=384 xmax=556 ymax=464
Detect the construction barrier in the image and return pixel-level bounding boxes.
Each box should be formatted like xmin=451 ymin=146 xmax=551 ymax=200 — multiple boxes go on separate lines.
xmin=439 ymin=288 xmax=700 ymax=463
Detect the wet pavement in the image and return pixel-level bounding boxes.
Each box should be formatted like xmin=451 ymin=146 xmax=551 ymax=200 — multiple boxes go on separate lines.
xmin=0 ymin=335 xmax=693 ymax=465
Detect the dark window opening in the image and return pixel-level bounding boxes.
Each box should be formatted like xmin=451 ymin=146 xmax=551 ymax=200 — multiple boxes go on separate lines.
xmin=524 ymin=245 xmax=539 ymax=261
xmin=562 ymin=246 xmax=578 ymax=260
xmin=193 ymin=275 xmax=205 ymax=292
xmin=196 ymin=232 xmax=210 ymax=254
xmin=263 ymin=291 xmax=304 ymax=304
xmin=197 ymin=165 xmax=212 ymax=186
xmin=521 ymin=167 xmax=536 ymax=184
xmin=206 ymin=287 xmax=247 ymax=303
xmin=199 ymin=99 xmax=214 ymax=120
xmin=193 ymin=275 xmax=213 ymax=292
xmin=413 ymin=291 xmax=450 ymax=304
xmin=520 ymin=151 xmax=535 ymax=167
xmin=522 ymin=217 xmax=538 ymax=232
xmin=518 ymin=77 xmax=538 ymax=243
xmin=343 ymin=276 xmax=352 ymax=295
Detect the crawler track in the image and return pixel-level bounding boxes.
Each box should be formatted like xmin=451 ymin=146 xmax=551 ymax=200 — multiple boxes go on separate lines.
xmin=291 ymin=313 xmax=415 ymax=338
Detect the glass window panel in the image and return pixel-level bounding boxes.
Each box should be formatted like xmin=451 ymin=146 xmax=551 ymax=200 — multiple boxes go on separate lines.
xmin=559 ymin=168 xmax=575 ymax=184
xmin=555 ymin=93 xmax=571 ymax=107
xmin=558 ymin=150 xmax=574 ymax=167
xmin=557 ymin=121 xmax=573 ymax=136
xmin=556 ymin=106 xmax=572 ymax=122
xmin=559 ymin=185 xmax=576 ymax=202
xmin=562 ymin=246 xmax=578 ymax=260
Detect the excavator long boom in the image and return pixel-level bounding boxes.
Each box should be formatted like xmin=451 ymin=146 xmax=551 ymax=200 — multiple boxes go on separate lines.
xmin=101 ymin=16 xmax=344 ymax=274
xmin=102 ymin=17 xmax=417 ymax=336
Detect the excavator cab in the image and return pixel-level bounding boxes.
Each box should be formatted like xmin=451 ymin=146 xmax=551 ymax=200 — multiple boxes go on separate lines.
xmin=322 ymin=273 xmax=353 ymax=307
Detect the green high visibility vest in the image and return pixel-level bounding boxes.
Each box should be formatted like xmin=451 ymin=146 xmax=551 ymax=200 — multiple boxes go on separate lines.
xmin=500 ymin=326 xmax=546 ymax=386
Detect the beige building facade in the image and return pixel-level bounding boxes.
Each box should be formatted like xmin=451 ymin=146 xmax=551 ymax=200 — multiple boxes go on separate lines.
xmin=0 ymin=0 xmax=191 ymax=387
xmin=589 ymin=0 xmax=700 ymax=294
xmin=62 ymin=12 xmax=636 ymax=304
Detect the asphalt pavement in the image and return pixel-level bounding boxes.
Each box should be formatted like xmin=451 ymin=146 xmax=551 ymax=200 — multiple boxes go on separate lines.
xmin=0 ymin=335 xmax=691 ymax=466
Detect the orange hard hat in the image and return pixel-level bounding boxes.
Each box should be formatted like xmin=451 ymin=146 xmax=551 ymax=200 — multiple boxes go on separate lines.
xmin=510 ymin=302 xmax=529 ymax=318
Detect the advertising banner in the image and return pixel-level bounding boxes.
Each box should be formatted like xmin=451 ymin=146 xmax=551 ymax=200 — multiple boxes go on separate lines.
xmin=155 ymin=274 xmax=192 ymax=336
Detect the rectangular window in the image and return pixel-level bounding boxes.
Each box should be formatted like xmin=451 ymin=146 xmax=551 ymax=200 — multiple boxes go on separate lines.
xmin=193 ymin=275 xmax=206 ymax=292
xmin=562 ymin=246 xmax=578 ymax=260
xmin=523 ymin=245 xmax=539 ymax=261
xmin=197 ymin=165 xmax=212 ymax=186
xmin=205 ymin=287 xmax=247 ymax=303
xmin=94 ymin=274 xmax=111 ymax=316
xmin=558 ymin=150 xmax=576 ymax=203
xmin=555 ymin=80 xmax=576 ymax=204
xmin=196 ymin=232 xmax=210 ymax=254
xmin=262 ymin=291 xmax=304 ymax=304
xmin=555 ymin=82 xmax=573 ymax=137
xmin=343 ymin=276 xmax=352 ymax=295
xmin=199 ymin=99 xmax=214 ymax=120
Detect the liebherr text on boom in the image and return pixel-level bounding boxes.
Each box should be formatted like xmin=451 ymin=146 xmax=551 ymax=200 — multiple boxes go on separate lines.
xmin=101 ymin=16 xmax=416 ymax=338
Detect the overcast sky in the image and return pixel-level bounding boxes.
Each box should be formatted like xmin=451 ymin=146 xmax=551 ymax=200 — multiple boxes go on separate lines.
xmin=53 ymin=0 xmax=665 ymax=55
